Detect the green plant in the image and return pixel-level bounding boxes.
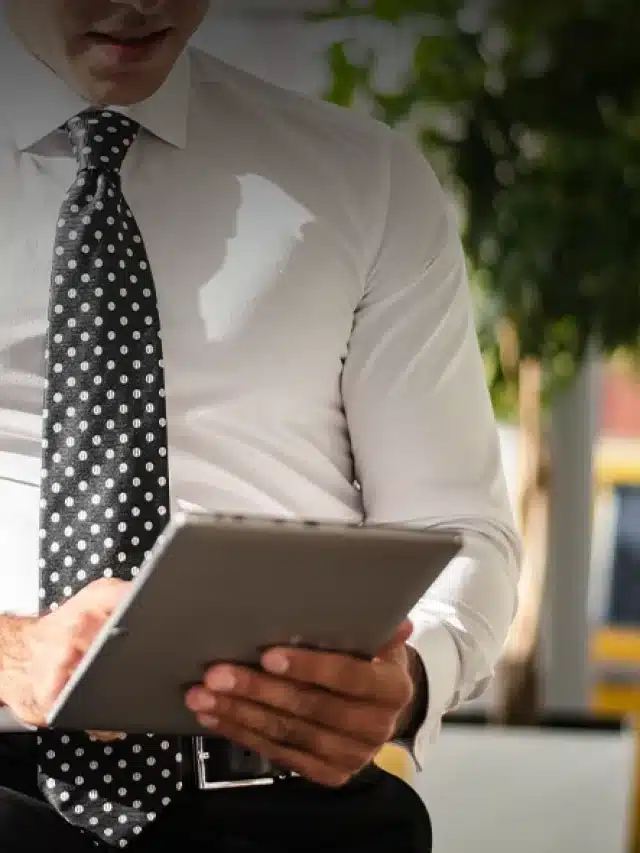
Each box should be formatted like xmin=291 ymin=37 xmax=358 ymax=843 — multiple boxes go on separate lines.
xmin=311 ymin=0 xmax=640 ymax=416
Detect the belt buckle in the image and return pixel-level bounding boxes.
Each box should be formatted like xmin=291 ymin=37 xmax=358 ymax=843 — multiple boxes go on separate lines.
xmin=194 ymin=736 xmax=277 ymax=790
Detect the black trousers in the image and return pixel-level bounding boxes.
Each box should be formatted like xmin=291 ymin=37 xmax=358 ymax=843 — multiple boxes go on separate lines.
xmin=0 ymin=735 xmax=431 ymax=852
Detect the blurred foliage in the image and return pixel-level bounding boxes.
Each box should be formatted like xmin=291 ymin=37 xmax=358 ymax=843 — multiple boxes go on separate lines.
xmin=310 ymin=0 xmax=640 ymax=418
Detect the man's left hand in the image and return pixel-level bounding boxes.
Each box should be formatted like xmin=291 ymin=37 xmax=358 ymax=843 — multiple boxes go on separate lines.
xmin=185 ymin=620 xmax=418 ymax=787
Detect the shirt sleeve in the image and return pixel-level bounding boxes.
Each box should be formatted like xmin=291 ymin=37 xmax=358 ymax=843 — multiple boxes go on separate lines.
xmin=341 ymin=126 xmax=521 ymax=768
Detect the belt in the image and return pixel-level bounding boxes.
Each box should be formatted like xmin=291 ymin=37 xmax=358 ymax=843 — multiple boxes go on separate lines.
xmin=179 ymin=735 xmax=380 ymax=792
xmin=180 ymin=735 xmax=298 ymax=791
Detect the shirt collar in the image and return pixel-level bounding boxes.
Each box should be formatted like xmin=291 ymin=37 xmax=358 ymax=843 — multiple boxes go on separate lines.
xmin=0 ymin=19 xmax=190 ymax=152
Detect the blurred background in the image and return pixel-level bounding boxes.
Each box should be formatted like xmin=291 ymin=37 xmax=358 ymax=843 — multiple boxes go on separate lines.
xmin=196 ymin=2 xmax=640 ymax=850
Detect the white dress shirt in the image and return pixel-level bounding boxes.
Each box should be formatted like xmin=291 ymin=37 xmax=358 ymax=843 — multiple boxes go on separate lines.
xmin=0 ymin=22 xmax=520 ymax=765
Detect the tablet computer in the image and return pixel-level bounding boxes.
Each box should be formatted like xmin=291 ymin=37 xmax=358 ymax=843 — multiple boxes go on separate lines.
xmin=46 ymin=512 xmax=461 ymax=734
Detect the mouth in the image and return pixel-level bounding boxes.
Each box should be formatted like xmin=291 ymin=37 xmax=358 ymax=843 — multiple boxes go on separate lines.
xmin=86 ymin=28 xmax=172 ymax=59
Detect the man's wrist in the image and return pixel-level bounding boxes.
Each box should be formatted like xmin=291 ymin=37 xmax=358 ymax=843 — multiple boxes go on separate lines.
xmin=395 ymin=645 xmax=428 ymax=741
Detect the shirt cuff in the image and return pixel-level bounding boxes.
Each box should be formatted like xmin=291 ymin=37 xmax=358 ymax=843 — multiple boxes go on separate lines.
xmin=394 ymin=622 xmax=461 ymax=770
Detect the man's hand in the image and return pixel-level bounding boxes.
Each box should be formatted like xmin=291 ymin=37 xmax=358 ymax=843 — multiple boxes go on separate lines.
xmin=0 ymin=578 xmax=129 ymax=730
xmin=185 ymin=620 xmax=418 ymax=787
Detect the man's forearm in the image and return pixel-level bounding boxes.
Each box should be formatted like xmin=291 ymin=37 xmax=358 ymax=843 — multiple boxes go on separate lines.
xmin=0 ymin=614 xmax=36 ymax=706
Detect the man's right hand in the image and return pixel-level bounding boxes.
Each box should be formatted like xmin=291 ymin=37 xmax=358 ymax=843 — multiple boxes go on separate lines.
xmin=0 ymin=578 xmax=129 ymax=728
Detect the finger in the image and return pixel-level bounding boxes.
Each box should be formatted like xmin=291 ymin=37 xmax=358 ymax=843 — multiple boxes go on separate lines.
xmin=33 ymin=642 xmax=81 ymax=710
xmin=196 ymin=713 xmax=357 ymax=788
xmin=67 ymin=611 xmax=108 ymax=654
xmin=193 ymin=673 xmax=393 ymax=746
xmin=35 ymin=611 xmax=95 ymax=693
xmin=256 ymin=647 xmax=412 ymax=708
xmin=375 ymin=620 xmax=413 ymax=659
xmin=76 ymin=578 xmax=130 ymax=617
xmin=194 ymin=696 xmax=372 ymax=773
xmin=87 ymin=731 xmax=125 ymax=742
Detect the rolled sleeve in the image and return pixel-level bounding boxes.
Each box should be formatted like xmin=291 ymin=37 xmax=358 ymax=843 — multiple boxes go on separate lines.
xmin=341 ymin=126 xmax=521 ymax=768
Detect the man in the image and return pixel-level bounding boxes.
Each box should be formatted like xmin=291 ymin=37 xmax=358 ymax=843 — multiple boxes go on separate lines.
xmin=0 ymin=1 xmax=520 ymax=851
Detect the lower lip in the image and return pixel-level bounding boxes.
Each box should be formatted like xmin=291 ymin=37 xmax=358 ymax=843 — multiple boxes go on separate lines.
xmin=87 ymin=30 xmax=170 ymax=65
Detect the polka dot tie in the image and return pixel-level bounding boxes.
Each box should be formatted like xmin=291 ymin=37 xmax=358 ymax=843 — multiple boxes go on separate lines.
xmin=37 ymin=109 xmax=182 ymax=847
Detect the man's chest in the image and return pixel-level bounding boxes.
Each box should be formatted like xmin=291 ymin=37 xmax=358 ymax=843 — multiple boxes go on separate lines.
xmin=0 ymin=145 xmax=364 ymax=422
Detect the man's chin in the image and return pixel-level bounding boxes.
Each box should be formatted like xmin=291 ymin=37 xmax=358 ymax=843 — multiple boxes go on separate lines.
xmin=76 ymin=66 xmax=171 ymax=106
xmin=69 ymin=37 xmax=177 ymax=105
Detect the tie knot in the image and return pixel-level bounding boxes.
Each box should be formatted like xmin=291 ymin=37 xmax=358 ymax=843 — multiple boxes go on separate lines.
xmin=65 ymin=109 xmax=140 ymax=173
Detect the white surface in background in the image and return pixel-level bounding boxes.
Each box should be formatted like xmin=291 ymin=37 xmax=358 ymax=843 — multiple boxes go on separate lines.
xmin=416 ymin=724 xmax=635 ymax=853
xmin=589 ymin=487 xmax=617 ymax=623
xmin=496 ymin=424 xmax=518 ymax=514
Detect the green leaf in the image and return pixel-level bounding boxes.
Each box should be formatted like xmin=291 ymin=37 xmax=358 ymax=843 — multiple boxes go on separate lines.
xmin=314 ymin=0 xmax=640 ymax=414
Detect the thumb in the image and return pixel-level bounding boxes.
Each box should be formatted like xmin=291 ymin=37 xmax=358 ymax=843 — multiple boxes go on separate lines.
xmin=77 ymin=578 xmax=130 ymax=617
xmin=375 ymin=619 xmax=413 ymax=661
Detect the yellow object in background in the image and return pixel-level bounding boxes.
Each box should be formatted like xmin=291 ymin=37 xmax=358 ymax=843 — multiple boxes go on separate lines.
xmin=375 ymin=743 xmax=413 ymax=782
xmin=590 ymin=440 xmax=640 ymax=851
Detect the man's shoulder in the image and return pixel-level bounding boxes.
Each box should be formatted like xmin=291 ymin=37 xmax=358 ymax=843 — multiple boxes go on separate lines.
xmin=187 ymin=46 xmax=392 ymax=161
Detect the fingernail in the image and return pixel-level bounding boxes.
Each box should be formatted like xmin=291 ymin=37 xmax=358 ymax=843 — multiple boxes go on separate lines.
xmin=187 ymin=691 xmax=216 ymax=712
xmin=262 ymin=651 xmax=289 ymax=674
xmin=207 ymin=670 xmax=236 ymax=691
